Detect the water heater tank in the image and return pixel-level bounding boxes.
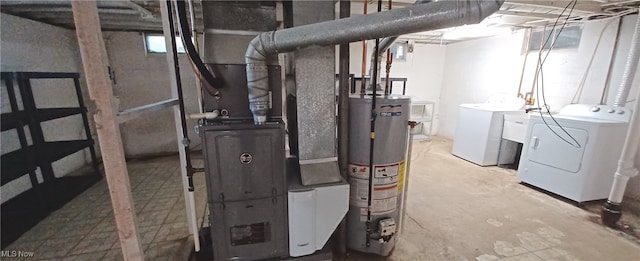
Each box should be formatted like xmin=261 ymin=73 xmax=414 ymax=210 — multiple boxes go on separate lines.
xmin=347 ymin=94 xmax=411 ymax=256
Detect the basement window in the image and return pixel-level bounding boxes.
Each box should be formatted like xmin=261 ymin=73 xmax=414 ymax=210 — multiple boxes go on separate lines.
xmin=389 ymin=42 xmax=407 ymax=61
xmin=144 ymin=34 xmax=186 ymax=54
xmin=528 ymin=25 xmax=582 ymax=52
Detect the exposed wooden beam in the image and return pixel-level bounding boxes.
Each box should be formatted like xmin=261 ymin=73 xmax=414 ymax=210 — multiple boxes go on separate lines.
xmin=71 ymin=1 xmax=144 ymax=260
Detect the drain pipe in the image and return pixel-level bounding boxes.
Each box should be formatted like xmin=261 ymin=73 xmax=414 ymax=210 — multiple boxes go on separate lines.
xmin=245 ymin=0 xmax=505 ymax=124
xmin=602 ymin=14 xmax=640 ymax=227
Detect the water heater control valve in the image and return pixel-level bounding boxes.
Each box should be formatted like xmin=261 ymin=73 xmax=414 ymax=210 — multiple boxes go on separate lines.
xmin=378 ymin=218 xmax=396 ymax=242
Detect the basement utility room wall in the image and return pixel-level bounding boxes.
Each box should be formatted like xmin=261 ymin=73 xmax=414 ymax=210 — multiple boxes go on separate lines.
xmin=439 ymin=18 xmax=620 ymax=139
xmin=103 ymin=32 xmax=200 ymax=157
xmin=343 ymin=41 xmax=446 ymax=135
xmin=0 ymin=14 xmax=96 ymax=203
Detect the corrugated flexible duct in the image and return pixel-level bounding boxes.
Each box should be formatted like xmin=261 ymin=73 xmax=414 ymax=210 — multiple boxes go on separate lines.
xmin=613 ymin=14 xmax=640 ymax=107
xmin=245 ymin=0 xmax=505 ymax=124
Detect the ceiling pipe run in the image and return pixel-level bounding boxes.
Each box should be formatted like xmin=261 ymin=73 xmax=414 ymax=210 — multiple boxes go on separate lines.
xmin=369 ymin=0 xmax=433 ymax=91
xmin=245 ymin=0 xmax=505 ymax=124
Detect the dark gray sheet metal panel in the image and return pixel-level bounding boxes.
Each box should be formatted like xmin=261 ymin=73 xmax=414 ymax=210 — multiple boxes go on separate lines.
xmin=202 ymin=64 xmax=282 ymax=121
xmin=211 ymin=196 xmax=288 ymax=260
xmin=202 ymin=121 xmax=288 ymax=260
xmin=203 ymin=122 xmax=285 ymax=200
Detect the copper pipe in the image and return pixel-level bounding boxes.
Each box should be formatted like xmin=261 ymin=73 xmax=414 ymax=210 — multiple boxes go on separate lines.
xmin=528 ymin=25 xmax=547 ymax=105
xmin=360 ymin=0 xmax=368 ymax=93
xmin=516 ymin=28 xmax=532 ymax=98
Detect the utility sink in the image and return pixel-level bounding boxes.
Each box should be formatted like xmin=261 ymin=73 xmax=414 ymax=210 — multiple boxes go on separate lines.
xmin=503 ymin=113 xmax=529 ymax=143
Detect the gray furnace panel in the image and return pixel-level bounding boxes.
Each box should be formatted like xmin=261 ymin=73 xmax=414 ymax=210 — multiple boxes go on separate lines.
xmin=210 ymin=196 xmax=288 ymax=260
xmin=201 ymin=121 xmax=288 ymax=260
xmin=202 ymin=122 xmax=286 ymax=201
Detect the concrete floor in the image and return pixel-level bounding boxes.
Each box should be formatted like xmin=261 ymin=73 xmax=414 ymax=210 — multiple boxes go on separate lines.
xmin=347 ymin=137 xmax=640 ymax=261
xmin=4 ymin=137 xmax=640 ymax=260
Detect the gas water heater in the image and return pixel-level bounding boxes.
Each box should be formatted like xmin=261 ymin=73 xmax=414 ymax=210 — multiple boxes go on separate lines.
xmin=347 ymin=95 xmax=411 ymax=256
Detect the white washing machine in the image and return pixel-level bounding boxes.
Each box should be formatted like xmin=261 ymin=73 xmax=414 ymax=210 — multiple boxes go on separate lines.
xmin=517 ymin=104 xmax=631 ymax=202
xmin=452 ymin=96 xmax=525 ymax=166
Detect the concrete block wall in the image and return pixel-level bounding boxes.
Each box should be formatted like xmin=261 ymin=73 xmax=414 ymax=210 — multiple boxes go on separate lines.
xmin=0 ymin=14 xmax=95 ymax=203
xmin=102 ymin=32 xmax=200 ymax=157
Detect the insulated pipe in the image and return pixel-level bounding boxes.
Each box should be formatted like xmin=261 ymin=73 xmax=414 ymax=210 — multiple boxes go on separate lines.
xmin=245 ymin=0 xmax=505 ymax=124
xmin=336 ymin=0 xmax=351 ymax=255
xmin=186 ymin=0 xmax=204 ymax=113
xmin=613 ymin=14 xmax=640 ymax=107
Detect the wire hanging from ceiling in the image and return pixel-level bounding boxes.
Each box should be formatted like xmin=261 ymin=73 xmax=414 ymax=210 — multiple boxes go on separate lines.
xmin=535 ymin=0 xmax=583 ymax=149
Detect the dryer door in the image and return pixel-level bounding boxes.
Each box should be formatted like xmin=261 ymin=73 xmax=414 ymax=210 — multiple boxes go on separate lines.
xmin=527 ymin=123 xmax=588 ymax=173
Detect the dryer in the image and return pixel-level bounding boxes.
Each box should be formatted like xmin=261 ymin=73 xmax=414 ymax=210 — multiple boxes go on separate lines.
xmin=517 ymin=104 xmax=631 ymax=202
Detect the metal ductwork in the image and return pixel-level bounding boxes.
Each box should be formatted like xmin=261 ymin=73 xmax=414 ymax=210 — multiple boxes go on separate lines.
xmin=245 ymin=0 xmax=505 ymax=124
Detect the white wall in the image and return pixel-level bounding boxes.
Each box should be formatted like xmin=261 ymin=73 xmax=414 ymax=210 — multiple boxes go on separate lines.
xmin=103 ymin=32 xmax=200 ymax=157
xmin=343 ymin=41 xmax=446 ymax=133
xmin=1 ymin=14 xmax=92 ymax=203
xmin=438 ymin=18 xmax=620 ymax=139
xmin=438 ymin=30 xmax=527 ymax=138
xmin=436 ymin=15 xmax=639 ymax=201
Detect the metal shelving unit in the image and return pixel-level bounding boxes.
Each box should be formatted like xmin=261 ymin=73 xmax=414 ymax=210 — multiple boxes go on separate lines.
xmin=410 ymin=100 xmax=435 ymax=140
xmin=1 ymin=72 xmax=101 ymax=247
